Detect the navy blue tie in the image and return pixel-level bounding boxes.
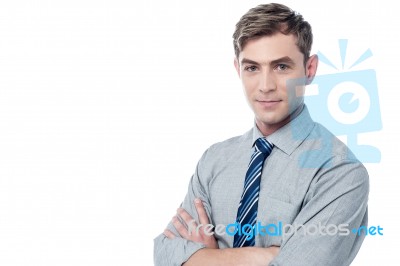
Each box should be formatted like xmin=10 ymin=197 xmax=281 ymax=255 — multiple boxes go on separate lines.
xmin=233 ymin=137 xmax=273 ymax=247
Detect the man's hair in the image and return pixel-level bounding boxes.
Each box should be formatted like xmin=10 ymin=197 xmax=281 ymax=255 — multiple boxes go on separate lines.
xmin=233 ymin=3 xmax=313 ymax=65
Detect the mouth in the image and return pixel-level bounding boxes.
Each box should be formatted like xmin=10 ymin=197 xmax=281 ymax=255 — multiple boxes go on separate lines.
xmin=256 ymin=99 xmax=282 ymax=108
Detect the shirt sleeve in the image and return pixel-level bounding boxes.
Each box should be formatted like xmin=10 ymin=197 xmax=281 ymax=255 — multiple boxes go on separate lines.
xmin=269 ymin=158 xmax=369 ymax=266
xmin=153 ymin=148 xmax=212 ymax=266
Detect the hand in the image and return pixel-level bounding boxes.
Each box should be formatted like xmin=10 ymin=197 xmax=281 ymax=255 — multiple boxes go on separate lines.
xmin=164 ymin=198 xmax=218 ymax=249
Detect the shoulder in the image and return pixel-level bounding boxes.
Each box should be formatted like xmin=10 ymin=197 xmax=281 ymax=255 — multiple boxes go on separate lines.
xmin=305 ymin=122 xmax=369 ymax=188
xmin=207 ymin=129 xmax=251 ymax=155
xmin=197 ymin=128 xmax=252 ymax=165
xmin=304 ymin=122 xmax=361 ymax=163
xmin=298 ymin=122 xmax=369 ymax=183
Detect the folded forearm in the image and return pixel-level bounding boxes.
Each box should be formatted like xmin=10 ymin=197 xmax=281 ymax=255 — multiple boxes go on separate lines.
xmin=154 ymin=234 xmax=206 ymax=266
xmin=183 ymin=246 xmax=279 ymax=266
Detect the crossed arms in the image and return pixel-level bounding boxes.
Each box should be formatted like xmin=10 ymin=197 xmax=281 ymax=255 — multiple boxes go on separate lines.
xmin=163 ymin=198 xmax=280 ymax=266
xmin=154 ymin=149 xmax=369 ymax=266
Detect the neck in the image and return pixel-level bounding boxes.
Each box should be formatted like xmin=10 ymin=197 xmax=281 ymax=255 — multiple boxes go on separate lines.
xmin=256 ymin=104 xmax=304 ymax=136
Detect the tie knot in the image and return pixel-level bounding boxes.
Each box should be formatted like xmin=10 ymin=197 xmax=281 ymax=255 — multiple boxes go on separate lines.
xmin=255 ymin=138 xmax=273 ymax=155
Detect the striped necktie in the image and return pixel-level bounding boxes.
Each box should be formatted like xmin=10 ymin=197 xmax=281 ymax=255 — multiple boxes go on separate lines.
xmin=233 ymin=137 xmax=273 ymax=247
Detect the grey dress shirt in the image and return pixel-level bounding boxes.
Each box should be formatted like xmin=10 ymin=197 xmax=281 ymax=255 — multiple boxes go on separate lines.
xmin=154 ymin=105 xmax=369 ymax=266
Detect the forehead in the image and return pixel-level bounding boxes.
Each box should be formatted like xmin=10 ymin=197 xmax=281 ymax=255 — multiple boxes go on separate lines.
xmin=239 ymin=33 xmax=303 ymax=64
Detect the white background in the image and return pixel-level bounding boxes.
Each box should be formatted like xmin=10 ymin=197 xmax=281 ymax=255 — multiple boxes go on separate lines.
xmin=0 ymin=0 xmax=398 ymax=265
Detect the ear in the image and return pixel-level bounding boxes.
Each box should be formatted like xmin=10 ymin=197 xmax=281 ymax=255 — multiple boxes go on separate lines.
xmin=305 ymin=54 xmax=318 ymax=85
xmin=234 ymin=57 xmax=241 ymax=78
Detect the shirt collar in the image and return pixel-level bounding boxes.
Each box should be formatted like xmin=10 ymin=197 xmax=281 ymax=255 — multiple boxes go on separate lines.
xmin=252 ymin=104 xmax=315 ymax=155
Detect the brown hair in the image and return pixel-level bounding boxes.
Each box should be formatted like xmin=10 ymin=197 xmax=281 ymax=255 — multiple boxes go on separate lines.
xmin=233 ymin=3 xmax=313 ymax=65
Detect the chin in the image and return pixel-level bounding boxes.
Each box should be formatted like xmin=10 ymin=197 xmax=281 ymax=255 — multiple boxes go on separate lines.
xmin=257 ymin=115 xmax=286 ymax=126
xmin=256 ymin=108 xmax=286 ymax=120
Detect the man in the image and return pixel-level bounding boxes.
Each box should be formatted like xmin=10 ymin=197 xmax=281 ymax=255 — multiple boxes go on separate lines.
xmin=154 ymin=3 xmax=369 ymax=265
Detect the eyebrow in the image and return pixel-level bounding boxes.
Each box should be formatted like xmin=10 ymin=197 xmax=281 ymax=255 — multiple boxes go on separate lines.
xmin=240 ymin=56 xmax=296 ymax=66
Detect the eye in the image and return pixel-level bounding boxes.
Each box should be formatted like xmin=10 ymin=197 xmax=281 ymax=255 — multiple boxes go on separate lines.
xmin=244 ymin=65 xmax=258 ymax=72
xmin=276 ymin=64 xmax=289 ymax=71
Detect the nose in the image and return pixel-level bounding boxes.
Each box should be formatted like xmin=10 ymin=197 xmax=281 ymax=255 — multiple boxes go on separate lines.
xmin=259 ymin=70 xmax=277 ymax=93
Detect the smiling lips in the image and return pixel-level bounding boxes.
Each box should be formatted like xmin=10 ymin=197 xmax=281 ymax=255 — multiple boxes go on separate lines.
xmin=256 ymin=99 xmax=282 ymax=108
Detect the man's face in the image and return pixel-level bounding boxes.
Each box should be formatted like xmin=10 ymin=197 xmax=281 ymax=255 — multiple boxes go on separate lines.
xmin=234 ymin=33 xmax=317 ymax=135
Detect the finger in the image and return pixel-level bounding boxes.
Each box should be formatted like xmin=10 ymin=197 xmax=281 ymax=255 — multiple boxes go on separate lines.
xmin=177 ymin=208 xmax=198 ymax=229
xmin=172 ymin=216 xmax=190 ymax=239
xmin=194 ymin=198 xmax=210 ymax=226
xmin=163 ymin=229 xmax=176 ymax=239
xmin=177 ymin=208 xmax=198 ymax=236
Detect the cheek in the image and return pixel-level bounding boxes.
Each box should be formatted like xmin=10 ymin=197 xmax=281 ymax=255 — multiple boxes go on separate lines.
xmin=276 ymin=81 xmax=288 ymax=98
xmin=295 ymin=86 xmax=305 ymax=97
xmin=242 ymin=76 xmax=258 ymax=92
